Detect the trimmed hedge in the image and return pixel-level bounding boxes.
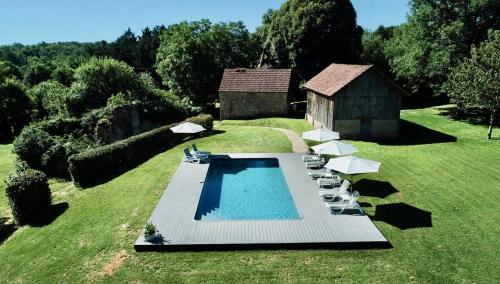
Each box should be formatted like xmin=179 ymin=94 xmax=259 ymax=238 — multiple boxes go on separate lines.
xmin=68 ymin=123 xmax=183 ymax=188
xmin=5 ymin=169 xmax=52 ymax=225
xmin=186 ymin=113 xmax=214 ymax=132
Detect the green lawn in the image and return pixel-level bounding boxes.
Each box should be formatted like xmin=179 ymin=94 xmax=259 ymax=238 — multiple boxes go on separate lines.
xmin=0 ymin=106 xmax=499 ymax=283
xmin=0 ymin=144 xmax=15 ymax=218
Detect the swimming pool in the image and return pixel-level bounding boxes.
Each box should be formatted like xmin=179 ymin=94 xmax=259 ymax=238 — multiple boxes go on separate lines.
xmin=194 ymin=158 xmax=300 ymax=220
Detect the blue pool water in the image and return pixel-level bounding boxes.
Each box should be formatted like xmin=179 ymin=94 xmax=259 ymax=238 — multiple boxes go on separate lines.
xmin=194 ymin=158 xmax=300 ymax=220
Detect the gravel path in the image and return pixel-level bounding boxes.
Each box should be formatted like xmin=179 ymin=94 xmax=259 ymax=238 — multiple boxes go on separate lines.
xmin=271 ymin=128 xmax=309 ymax=153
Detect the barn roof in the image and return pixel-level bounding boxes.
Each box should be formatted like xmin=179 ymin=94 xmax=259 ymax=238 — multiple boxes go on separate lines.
xmin=303 ymin=64 xmax=373 ymax=97
xmin=302 ymin=63 xmax=409 ymax=98
xmin=219 ymin=68 xmax=292 ymax=93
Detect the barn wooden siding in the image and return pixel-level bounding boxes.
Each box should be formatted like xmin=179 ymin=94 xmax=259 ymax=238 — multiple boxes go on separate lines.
xmin=306 ymin=70 xmax=401 ymax=139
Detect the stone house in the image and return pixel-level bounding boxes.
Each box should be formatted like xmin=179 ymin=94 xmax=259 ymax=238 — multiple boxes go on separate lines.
xmin=218 ymin=68 xmax=292 ymax=119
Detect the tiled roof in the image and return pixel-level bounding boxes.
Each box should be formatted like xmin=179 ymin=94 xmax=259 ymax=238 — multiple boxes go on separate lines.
xmin=219 ymin=68 xmax=292 ymax=93
xmin=303 ymin=63 xmax=373 ymax=97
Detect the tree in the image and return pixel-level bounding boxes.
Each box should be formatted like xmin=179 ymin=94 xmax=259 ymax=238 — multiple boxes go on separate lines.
xmin=112 ymin=28 xmax=139 ymax=67
xmin=65 ymin=57 xmax=156 ymax=116
xmin=0 ymin=60 xmax=21 ymax=80
xmin=258 ymin=0 xmax=363 ymax=79
xmin=156 ymin=20 xmax=256 ymax=107
xmin=22 ymin=59 xmax=53 ymax=86
xmin=51 ymin=64 xmax=75 ymax=86
xmin=446 ymin=30 xmax=500 ymax=139
xmin=361 ymin=26 xmax=397 ymax=75
xmin=137 ymin=26 xmax=165 ymax=69
xmin=29 ymin=81 xmax=69 ymax=117
xmin=386 ymin=0 xmax=500 ymax=97
xmin=0 ymin=78 xmax=32 ymax=140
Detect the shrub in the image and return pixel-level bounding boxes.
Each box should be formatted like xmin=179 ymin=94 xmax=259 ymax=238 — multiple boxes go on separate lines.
xmin=186 ymin=113 xmax=214 ymax=132
xmin=5 ymin=169 xmax=51 ymax=225
xmin=41 ymin=143 xmax=68 ymax=177
xmin=13 ymin=124 xmax=54 ymax=169
xmin=68 ymin=122 xmax=182 ymax=188
xmin=36 ymin=117 xmax=83 ymax=136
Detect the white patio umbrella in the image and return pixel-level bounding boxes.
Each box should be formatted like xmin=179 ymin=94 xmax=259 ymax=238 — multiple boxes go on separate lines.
xmin=324 ymin=156 xmax=381 ymax=190
xmin=302 ymin=128 xmax=340 ymax=142
xmin=311 ymin=140 xmax=358 ymax=156
xmin=170 ymin=122 xmax=206 ymax=134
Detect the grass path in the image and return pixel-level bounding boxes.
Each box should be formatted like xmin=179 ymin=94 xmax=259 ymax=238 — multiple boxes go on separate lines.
xmin=0 ymin=107 xmax=499 ymax=283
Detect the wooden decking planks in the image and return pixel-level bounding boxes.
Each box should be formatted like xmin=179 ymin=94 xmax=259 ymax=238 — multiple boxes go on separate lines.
xmin=135 ymin=153 xmax=389 ymax=251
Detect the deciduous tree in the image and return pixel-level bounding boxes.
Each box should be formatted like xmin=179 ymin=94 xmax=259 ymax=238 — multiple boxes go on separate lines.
xmin=259 ymin=0 xmax=363 ymax=79
xmin=446 ymin=30 xmax=500 ymax=139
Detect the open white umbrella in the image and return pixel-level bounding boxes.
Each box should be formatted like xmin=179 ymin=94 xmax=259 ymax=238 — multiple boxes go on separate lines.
xmin=324 ymin=156 xmax=381 ymax=190
xmin=302 ymin=128 xmax=340 ymax=142
xmin=311 ymin=140 xmax=358 ymax=156
xmin=170 ymin=122 xmax=206 ymax=134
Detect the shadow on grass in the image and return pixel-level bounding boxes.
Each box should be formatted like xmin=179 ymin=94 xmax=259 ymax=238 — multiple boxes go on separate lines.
xmin=377 ymin=119 xmax=457 ymax=145
xmin=354 ymin=179 xmax=399 ymax=198
xmin=371 ymin=202 xmax=432 ymax=230
xmin=30 ymin=202 xmax=69 ymax=227
xmin=0 ymin=217 xmax=16 ymax=245
xmin=438 ymin=105 xmax=500 ymax=127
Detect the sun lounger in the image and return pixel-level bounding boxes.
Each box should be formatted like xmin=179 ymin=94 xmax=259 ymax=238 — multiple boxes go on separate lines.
xmin=319 ymin=180 xmax=350 ymax=201
xmin=305 ymin=157 xmax=325 ymax=168
xmin=182 ymin=147 xmax=202 ymax=163
xmin=308 ymin=169 xmax=327 ymax=179
xmin=316 ymin=176 xmax=342 ymax=188
xmin=302 ymin=154 xmax=320 ymax=162
xmin=192 ymin=143 xmax=211 ymax=158
xmin=325 ymin=191 xmax=363 ymax=215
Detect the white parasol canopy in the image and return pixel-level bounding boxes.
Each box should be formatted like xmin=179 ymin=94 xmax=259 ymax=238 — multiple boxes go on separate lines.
xmin=324 ymin=156 xmax=381 ymax=175
xmin=311 ymin=140 xmax=358 ymax=156
xmin=302 ymin=128 xmax=340 ymax=142
xmin=170 ymin=122 xmax=206 ymax=134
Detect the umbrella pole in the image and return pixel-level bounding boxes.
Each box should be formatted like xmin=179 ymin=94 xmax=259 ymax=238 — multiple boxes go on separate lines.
xmin=350 ymin=175 xmax=354 ymax=192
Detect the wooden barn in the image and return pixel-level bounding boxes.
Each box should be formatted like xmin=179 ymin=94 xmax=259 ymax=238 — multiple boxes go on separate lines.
xmin=304 ymin=63 xmax=405 ymax=139
xmin=218 ymin=68 xmax=292 ymax=119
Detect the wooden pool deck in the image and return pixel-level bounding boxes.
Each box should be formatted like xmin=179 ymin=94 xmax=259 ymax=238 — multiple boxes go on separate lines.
xmin=134 ymin=153 xmax=390 ymax=251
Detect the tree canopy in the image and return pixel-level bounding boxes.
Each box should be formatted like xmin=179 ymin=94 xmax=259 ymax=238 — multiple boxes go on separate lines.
xmin=385 ymin=0 xmax=500 ymax=97
xmin=65 ymin=57 xmax=157 ymax=116
xmin=0 ymin=78 xmax=32 ymax=140
xmin=258 ymin=0 xmax=363 ymax=79
xmin=446 ymin=30 xmax=500 ymax=139
xmin=156 ymin=20 xmax=257 ymax=107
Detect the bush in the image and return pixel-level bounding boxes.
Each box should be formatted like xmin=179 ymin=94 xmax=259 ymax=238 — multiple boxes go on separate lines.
xmin=5 ymin=169 xmax=51 ymax=225
xmin=41 ymin=143 xmax=68 ymax=177
xmin=36 ymin=117 xmax=83 ymax=136
xmin=186 ymin=113 xmax=214 ymax=132
xmin=13 ymin=124 xmax=54 ymax=170
xmin=68 ymin=123 xmax=182 ymax=188
xmin=12 ymin=119 xmax=93 ymax=177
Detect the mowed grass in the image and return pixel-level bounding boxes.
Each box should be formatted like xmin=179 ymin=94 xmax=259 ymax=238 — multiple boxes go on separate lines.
xmin=0 ymin=144 xmax=15 ymax=218
xmin=0 ymin=106 xmax=499 ymax=283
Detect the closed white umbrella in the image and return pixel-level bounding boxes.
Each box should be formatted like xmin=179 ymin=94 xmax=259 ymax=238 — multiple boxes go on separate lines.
xmin=311 ymin=141 xmax=358 ymax=156
xmin=302 ymin=128 xmax=340 ymax=142
xmin=170 ymin=122 xmax=206 ymax=134
xmin=324 ymin=156 xmax=381 ymax=190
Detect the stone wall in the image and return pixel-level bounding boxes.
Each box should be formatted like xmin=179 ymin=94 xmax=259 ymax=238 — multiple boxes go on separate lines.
xmin=94 ymin=104 xmax=176 ymax=144
xmin=220 ymin=92 xmax=289 ymax=119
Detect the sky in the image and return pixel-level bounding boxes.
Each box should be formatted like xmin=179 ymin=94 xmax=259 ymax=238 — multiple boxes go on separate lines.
xmin=0 ymin=0 xmax=409 ymax=45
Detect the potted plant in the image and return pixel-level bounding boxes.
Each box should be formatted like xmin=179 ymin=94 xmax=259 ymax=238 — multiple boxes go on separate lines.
xmin=143 ymin=222 xmax=157 ymax=242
